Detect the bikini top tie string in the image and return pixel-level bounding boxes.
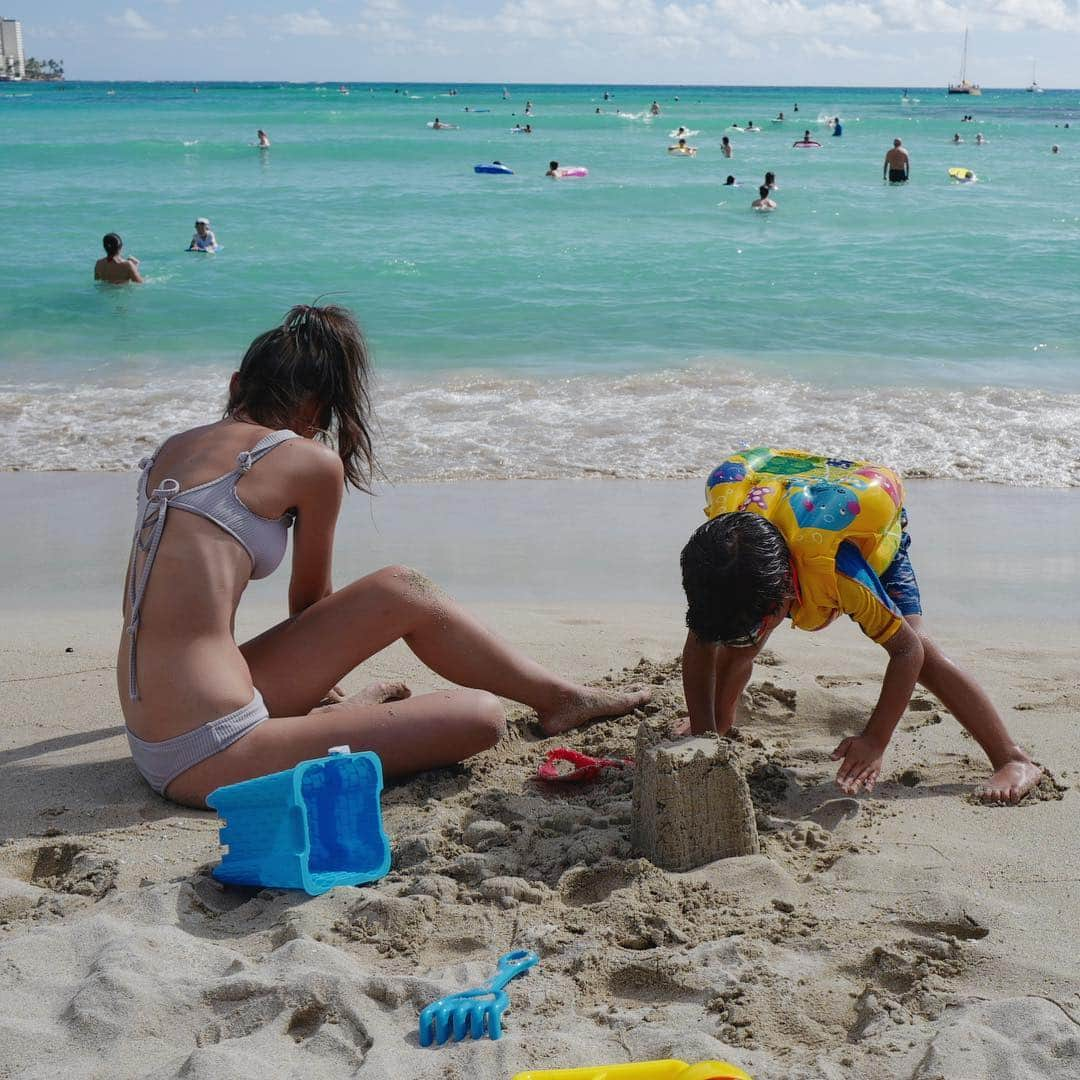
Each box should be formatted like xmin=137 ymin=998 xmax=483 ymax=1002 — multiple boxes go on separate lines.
xmin=126 ymin=477 xmax=180 ymax=701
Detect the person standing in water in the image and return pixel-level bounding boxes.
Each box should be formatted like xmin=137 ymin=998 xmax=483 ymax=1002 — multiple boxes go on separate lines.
xmin=884 ymin=139 xmax=910 ymax=182
xmin=257 ymin=129 xmax=271 ymax=147
xmin=750 ymin=185 xmax=777 ymax=210
xmin=95 ymin=233 xmax=144 ymax=284
xmin=721 ymin=136 xmax=733 ymax=158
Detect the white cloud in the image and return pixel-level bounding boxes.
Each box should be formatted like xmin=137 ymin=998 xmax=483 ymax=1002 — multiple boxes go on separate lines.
xmin=274 ymin=9 xmax=337 ymax=37
xmin=420 ymin=0 xmax=1080 ymax=43
xmin=106 ymin=9 xmax=167 ymax=40
xmin=189 ymin=17 xmax=247 ymax=42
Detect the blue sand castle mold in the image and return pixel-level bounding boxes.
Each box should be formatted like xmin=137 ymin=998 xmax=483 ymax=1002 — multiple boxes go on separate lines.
xmin=206 ymin=748 xmax=390 ymax=895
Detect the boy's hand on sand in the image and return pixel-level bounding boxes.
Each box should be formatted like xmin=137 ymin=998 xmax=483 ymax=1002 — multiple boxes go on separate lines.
xmin=831 ymin=735 xmax=885 ymax=794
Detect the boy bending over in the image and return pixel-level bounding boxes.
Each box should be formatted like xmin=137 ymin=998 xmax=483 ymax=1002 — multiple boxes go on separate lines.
xmin=679 ymin=447 xmax=1042 ymax=804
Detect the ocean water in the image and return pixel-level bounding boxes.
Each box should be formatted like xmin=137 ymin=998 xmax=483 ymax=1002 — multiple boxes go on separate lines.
xmin=2 ymin=81 xmax=1079 ymax=484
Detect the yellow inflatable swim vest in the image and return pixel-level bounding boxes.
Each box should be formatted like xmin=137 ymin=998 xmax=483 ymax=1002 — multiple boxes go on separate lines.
xmin=705 ymin=447 xmax=904 ymax=633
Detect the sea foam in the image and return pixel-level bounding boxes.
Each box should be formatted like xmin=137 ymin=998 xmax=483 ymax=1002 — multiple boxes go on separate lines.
xmin=3 ymin=366 xmax=1077 ymax=487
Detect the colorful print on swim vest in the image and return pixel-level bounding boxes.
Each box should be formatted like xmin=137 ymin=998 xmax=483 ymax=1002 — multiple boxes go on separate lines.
xmin=707 ymin=460 xmax=748 ymax=487
xmin=787 ymin=480 xmax=862 ymax=530
xmin=753 ymin=452 xmax=824 ymax=476
xmin=854 ymin=466 xmax=902 ymax=507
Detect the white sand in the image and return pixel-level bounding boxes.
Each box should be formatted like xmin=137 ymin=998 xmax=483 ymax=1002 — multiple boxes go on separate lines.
xmin=1 ymin=477 xmax=1078 ymax=1079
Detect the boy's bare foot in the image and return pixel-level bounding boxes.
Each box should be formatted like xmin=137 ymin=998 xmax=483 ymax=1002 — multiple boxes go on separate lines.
xmin=537 ymin=685 xmax=651 ymax=736
xmin=977 ymin=760 xmax=1043 ymax=804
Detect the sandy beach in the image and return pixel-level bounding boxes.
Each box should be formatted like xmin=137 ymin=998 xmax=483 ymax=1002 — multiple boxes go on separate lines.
xmin=2 ymin=475 xmax=1078 ymax=1080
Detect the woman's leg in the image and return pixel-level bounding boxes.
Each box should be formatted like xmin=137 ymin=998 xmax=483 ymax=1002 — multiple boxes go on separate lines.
xmin=241 ymin=565 xmax=649 ymax=733
xmin=165 ymin=688 xmax=507 ymax=807
xmin=906 ymin=615 xmax=1043 ymax=803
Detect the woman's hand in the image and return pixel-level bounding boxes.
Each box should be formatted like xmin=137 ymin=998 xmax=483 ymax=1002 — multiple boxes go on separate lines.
xmin=319 ymin=684 xmax=346 ymax=706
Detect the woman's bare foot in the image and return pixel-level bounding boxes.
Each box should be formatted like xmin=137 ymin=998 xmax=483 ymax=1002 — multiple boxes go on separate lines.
xmin=536 ymin=684 xmax=651 ymax=736
xmin=317 ymin=681 xmax=412 ymax=710
xmin=977 ymin=759 xmax=1043 ymax=804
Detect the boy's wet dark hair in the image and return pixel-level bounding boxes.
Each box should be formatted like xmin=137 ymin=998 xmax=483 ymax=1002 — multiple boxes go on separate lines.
xmin=102 ymin=233 xmax=122 ymax=256
xmin=759 ymin=185 xmax=770 ymax=198
xmin=225 ymin=304 xmax=377 ymax=492
xmin=681 ymin=513 xmax=793 ymax=643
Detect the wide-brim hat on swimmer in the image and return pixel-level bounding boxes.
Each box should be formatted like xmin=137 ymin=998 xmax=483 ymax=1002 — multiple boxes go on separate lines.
xmin=195 ymin=217 xmax=210 ymax=226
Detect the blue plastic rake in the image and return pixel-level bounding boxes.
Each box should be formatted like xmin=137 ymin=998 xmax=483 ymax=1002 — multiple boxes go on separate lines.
xmin=418 ymin=949 xmax=540 ymax=1047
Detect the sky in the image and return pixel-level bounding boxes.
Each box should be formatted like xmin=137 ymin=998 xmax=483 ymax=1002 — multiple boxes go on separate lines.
xmin=16 ymin=1 xmax=1080 ymax=86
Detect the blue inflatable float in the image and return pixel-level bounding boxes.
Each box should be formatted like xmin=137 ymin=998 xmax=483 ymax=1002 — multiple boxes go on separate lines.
xmin=474 ymin=162 xmax=514 ymax=174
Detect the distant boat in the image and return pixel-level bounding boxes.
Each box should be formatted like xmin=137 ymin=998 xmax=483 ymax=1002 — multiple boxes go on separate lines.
xmin=1027 ymin=59 xmax=1043 ymax=93
xmin=948 ymin=28 xmax=981 ymax=95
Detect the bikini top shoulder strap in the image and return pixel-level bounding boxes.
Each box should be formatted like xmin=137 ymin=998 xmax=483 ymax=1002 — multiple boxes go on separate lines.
xmin=235 ymin=429 xmax=301 ymax=473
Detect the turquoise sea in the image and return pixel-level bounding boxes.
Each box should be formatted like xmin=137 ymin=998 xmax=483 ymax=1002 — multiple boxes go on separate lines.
xmin=2 ymin=81 xmax=1078 ymax=483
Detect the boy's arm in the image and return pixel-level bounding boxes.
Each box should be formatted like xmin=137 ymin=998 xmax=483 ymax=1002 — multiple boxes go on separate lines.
xmin=682 ymin=630 xmax=717 ymax=735
xmin=681 ymin=631 xmax=759 ymax=736
xmin=832 ymin=620 xmax=924 ymax=793
xmin=714 ymin=645 xmax=757 ymax=734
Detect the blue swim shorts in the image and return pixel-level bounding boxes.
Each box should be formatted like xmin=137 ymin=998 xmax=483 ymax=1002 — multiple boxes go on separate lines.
xmin=878 ymin=508 xmax=922 ymax=617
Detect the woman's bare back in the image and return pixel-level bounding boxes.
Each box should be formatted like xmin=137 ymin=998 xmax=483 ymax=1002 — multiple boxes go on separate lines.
xmin=117 ymin=421 xmax=300 ymax=743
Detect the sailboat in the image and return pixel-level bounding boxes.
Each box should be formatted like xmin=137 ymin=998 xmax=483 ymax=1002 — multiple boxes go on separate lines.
xmin=1027 ymin=60 xmax=1043 ymax=93
xmin=948 ymin=27 xmax=981 ymax=95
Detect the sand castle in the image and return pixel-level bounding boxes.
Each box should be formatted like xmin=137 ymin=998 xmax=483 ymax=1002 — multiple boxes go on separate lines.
xmin=632 ymin=729 xmax=759 ymax=871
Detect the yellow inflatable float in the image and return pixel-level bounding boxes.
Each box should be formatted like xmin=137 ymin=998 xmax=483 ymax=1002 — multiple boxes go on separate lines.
xmin=704 ymin=447 xmax=905 ymax=634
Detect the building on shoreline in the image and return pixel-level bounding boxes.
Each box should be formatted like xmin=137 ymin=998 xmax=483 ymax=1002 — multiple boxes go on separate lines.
xmin=0 ymin=17 xmax=25 ymax=80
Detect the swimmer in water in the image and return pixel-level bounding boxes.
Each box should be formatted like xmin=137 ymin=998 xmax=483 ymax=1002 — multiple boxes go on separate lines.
xmin=431 ymin=117 xmax=454 ymax=129
xmin=745 ymin=121 xmax=760 ymax=131
xmin=1052 ymin=144 xmax=1060 ymax=154
xmin=751 ymin=184 xmax=777 ymax=211
xmin=776 ymin=111 xmax=784 ymax=121
xmin=668 ymin=137 xmax=697 ymax=155
xmin=189 ymin=218 xmax=218 ymax=252
xmin=650 ymin=100 xmax=661 ymax=115
xmin=764 ymin=171 xmax=778 ymax=190
xmin=975 ymin=132 xmax=985 ymax=145
xmin=546 ymin=160 xmax=562 ymax=178
xmin=94 ymin=232 xmax=144 ymax=284
xmin=721 ymin=136 xmax=733 ymax=158
xmin=257 ymin=129 xmax=270 ymax=148
xmin=724 ymin=175 xmax=737 ymax=185
xmin=952 ymin=133 xmax=964 ymax=144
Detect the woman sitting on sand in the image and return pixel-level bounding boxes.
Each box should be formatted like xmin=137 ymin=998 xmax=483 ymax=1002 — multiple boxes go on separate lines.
xmin=118 ymin=304 xmax=647 ymax=807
